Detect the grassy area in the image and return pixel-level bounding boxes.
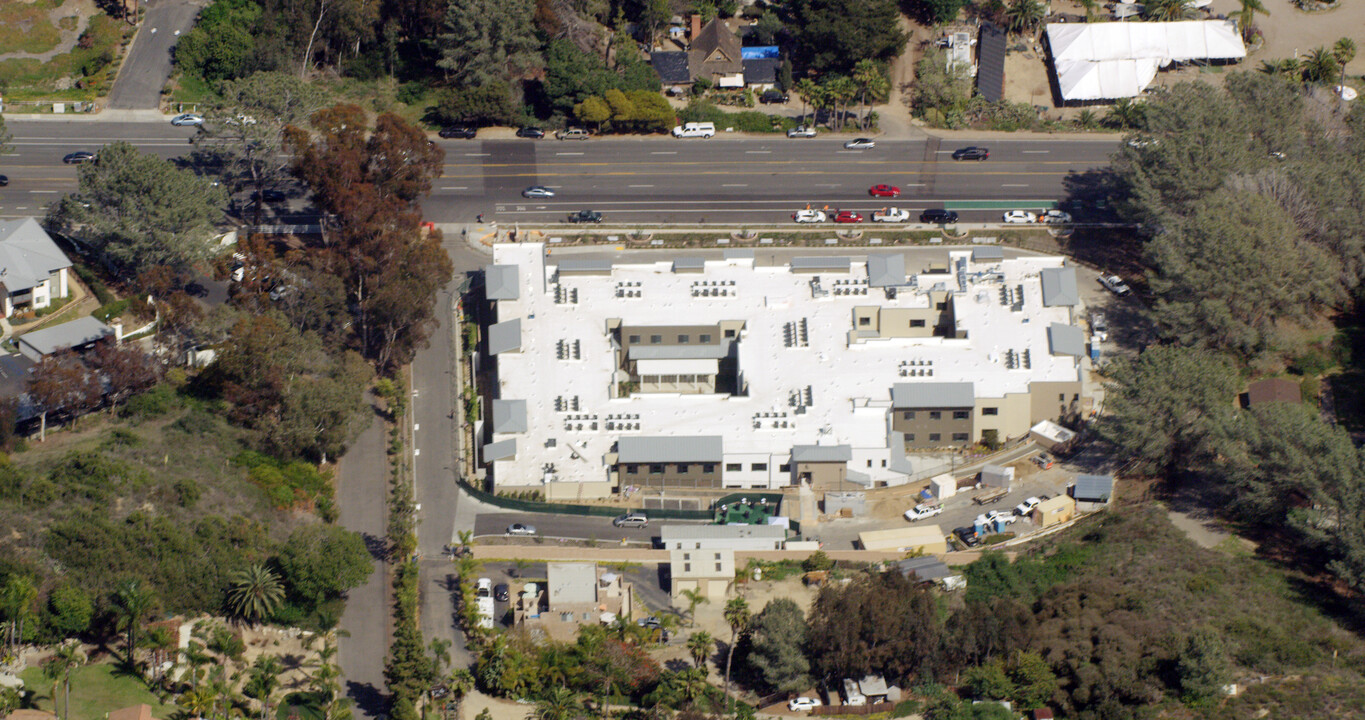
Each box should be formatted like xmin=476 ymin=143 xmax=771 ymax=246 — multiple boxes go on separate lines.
xmin=0 ymin=14 xmax=130 ymax=97
xmin=0 ymin=1 xmax=62 ymax=54
xmin=19 ymin=662 xmax=180 ymax=720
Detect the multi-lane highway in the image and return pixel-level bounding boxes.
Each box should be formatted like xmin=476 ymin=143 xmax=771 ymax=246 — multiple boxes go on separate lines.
xmin=0 ymin=120 xmax=1120 ymax=224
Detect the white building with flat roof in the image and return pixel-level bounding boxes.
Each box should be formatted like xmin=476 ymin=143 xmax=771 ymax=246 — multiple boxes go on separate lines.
xmin=482 ymin=244 xmax=1088 ymax=498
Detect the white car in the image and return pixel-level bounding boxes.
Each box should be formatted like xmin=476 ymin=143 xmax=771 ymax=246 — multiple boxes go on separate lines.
xmin=904 ymin=503 xmax=943 ymax=521
xmin=1091 ymin=312 xmax=1109 ymax=341
xmin=1014 ymin=497 xmax=1042 ymax=516
xmin=844 ymin=138 xmax=876 ymax=149
xmin=793 ymin=209 xmax=827 ymax=223
xmin=672 ymin=122 xmax=715 ymax=138
xmin=1003 ymin=210 xmax=1037 ymax=224
xmin=1099 ymin=274 xmax=1132 ymax=296
xmin=506 ymin=523 xmax=537 ymax=536
xmin=522 ymin=186 xmax=555 ymax=198
xmin=476 ymin=578 xmax=492 ymax=597
xmin=977 ymin=510 xmax=1018 ymax=526
xmin=170 ymin=113 xmax=204 ymax=126
xmin=1041 ymin=209 xmax=1072 ymax=224
xmin=787 ymin=126 xmax=817 ymax=138
xmin=788 ymin=698 xmax=822 ymax=712
xmin=871 ymin=208 xmax=911 ymax=223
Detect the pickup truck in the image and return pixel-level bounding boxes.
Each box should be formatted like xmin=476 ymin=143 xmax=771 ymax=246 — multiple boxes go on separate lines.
xmin=568 ymin=210 xmax=603 ymax=223
xmin=972 ymin=487 xmax=1009 ymax=505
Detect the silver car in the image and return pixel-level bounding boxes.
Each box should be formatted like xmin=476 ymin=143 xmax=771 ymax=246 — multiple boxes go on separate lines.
xmin=506 ymin=523 xmax=537 ymax=536
xmin=522 ymin=186 xmax=555 ymax=198
xmin=844 ymin=138 xmax=876 ymax=149
xmin=787 ymin=126 xmax=817 ymax=138
xmin=170 ymin=113 xmax=205 ymax=126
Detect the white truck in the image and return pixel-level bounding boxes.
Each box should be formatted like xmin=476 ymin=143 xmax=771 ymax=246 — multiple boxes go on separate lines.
xmin=671 ymin=122 xmax=716 ymax=138
xmin=475 ymin=578 xmax=496 ymax=629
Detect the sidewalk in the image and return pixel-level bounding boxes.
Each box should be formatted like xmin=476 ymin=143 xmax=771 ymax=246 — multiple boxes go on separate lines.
xmin=1 ymin=109 xmax=169 ymax=122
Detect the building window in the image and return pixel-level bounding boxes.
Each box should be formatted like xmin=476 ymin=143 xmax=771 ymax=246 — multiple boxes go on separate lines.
xmin=649 ymin=464 xmax=664 ymax=474
xmin=799 ymin=472 xmax=812 ymax=481
xmin=867 ymin=459 xmax=873 ymax=468
xmin=952 ymin=432 xmax=969 ymax=441
xmin=726 ymin=463 xmax=742 ymax=472
xmin=716 ymin=563 xmax=723 ymax=572
xmin=677 ymin=464 xmax=690 ymax=474
xmin=683 ymin=553 xmax=691 ymax=560
xmin=751 ymin=463 xmax=767 ymax=471
xmin=929 ymin=433 xmax=941 ymax=442
xmin=1059 ymin=393 xmax=1065 ymax=401
xmin=902 ymin=411 xmax=915 ymax=420
xmin=936 ymin=302 xmax=947 ymax=310
xmin=628 ymin=335 xmax=640 ymax=343
xmin=952 ymin=410 xmax=969 ymax=420
xmin=859 ymin=317 xmax=871 ymax=327
xmin=779 ymin=463 xmax=791 ymax=472
xmin=725 ymin=329 xmax=736 ymax=338
xmin=700 ymin=334 xmax=712 ymax=343
xmin=906 ymin=434 xmax=915 ymax=442
xmin=1073 ymin=393 xmax=1080 ymax=401
xmin=983 ymin=407 xmax=998 ymax=416
xmin=678 ymin=334 xmax=690 ymax=344
xmin=910 ymin=319 xmax=926 ymax=328
xmin=651 ymin=335 xmax=663 ymax=344
xmin=881 ymin=459 xmax=887 ymax=467
xmin=684 ymin=563 xmax=691 ymax=572
xmin=702 ymin=464 xmax=715 ymax=473
xmin=929 ymin=411 xmax=941 ymax=420
xmin=626 ymin=464 xmax=638 ymax=475
xmin=714 ymin=553 xmax=721 ymax=560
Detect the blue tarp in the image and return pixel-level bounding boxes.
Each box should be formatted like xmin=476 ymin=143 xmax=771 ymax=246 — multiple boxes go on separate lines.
xmin=741 ymin=46 xmax=779 ymax=59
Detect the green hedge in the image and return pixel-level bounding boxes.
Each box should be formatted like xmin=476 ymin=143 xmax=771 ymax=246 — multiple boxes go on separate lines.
xmin=677 ymin=100 xmax=796 ymax=134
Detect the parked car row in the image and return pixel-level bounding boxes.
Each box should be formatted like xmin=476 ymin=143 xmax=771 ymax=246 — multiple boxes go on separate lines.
xmin=793 ymin=208 xmax=959 ymax=224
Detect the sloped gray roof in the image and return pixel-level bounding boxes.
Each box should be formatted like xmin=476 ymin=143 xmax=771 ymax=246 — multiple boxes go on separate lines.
xmin=866 ymin=254 xmax=906 ymax=287
xmin=485 ymin=264 xmax=519 ymax=300
xmin=977 ymin=23 xmax=1007 ymax=103
xmin=891 ymin=382 xmax=975 ymax=409
xmin=652 ymin=51 xmax=692 ymax=84
xmin=1047 ymin=322 xmax=1087 ymax=356
xmin=898 ymin=556 xmax=951 ymax=581
xmin=791 ymin=256 xmax=850 ymax=271
xmin=1040 ymin=267 xmax=1080 ymax=307
xmin=483 ymin=439 xmax=517 ymax=461
xmin=972 ymin=246 xmax=1004 ymax=261
xmin=629 ymin=343 xmax=730 ymax=360
xmin=617 ymin=436 xmax=723 ymax=463
xmin=791 ymin=444 xmax=852 ymax=463
xmin=491 ymin=399 xmax=527 ymax=434
xmin=673 ymin=257 xmax=705 ymax=272
xmin=488 ymin=319 xmax=522 ymax=355
xmin=558 ymin=258 xmax=613 ymax=273
xmin=743 ymin=57 xmax=780 ymax=84
xmin=723 ymin=249 xmax=754 ymax=260
xmin=0 ymin=218 xmax=73 ymax=292
xmin=1074 ymin=474 xmax=1114 ymax=502
xmin=18 ymin=316 xmax=112 ymax=356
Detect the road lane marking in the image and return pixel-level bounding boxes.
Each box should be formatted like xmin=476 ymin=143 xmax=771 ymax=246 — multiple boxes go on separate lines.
xmin=1002 ymin=183 xmax=1029 ymax=187
xmin=441 ymin=186 xmax=469 ymax=190
xmin=555 ymin=152 xmax=584 ymax=156
xmin=29 ymin=190 xmax=59 ymax=194
xmin=722 ymin=183 xmax=748 ymax=187
xmin=628 ymin=184 xmax=654 ymax=188
xmin=465 ymin=153 xmax=491 ymax=157
xmin=744 ymin=150 xmax=771 ymax=154
xmin=1022 ymin=150 xmax=1050 ymax=154
xmin=650 ymin=151 xmax=677 ymax=155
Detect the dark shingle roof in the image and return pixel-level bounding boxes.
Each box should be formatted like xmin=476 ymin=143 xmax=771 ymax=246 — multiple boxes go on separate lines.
xmin=651 ymin=51 xmax=692 ymax=84
xmin=743 ymin=58 xmax=780 ymax=84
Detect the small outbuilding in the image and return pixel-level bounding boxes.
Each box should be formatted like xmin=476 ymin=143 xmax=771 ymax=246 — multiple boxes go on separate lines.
xmin=979 ymin=464 xmax=1013 ymax=489
xmin=1241 ymin=377 xmax=1301 ymax=408
xmin=1071 ymin=473 xmax=1115 ymax=511
xmin=859 ymin=525 xmax=947 ymax=554
xmin=1032 ymin=495 xmax=1076 ymax=527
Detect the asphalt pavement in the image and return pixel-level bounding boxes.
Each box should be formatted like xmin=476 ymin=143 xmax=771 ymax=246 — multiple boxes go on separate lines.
xmin=106 ymin=0 xmax=206 ymax=109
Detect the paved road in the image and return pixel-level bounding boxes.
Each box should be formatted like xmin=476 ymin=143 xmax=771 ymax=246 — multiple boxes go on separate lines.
xmin=473 ymin=512 xmax=685 ymax=545
xmin=0 ymin=122 xmax=1119 ymax=225
xmin=106 ymin=0 xmax=205 ymax=109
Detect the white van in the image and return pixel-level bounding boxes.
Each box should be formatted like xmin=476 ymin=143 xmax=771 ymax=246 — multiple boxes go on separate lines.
xmin=672 ymin=122 xmax=716 ymax=138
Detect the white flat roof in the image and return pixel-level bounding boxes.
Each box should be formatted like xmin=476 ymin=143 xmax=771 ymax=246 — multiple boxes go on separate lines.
xmin=491 ymin=245 xmax=1081 ymax=486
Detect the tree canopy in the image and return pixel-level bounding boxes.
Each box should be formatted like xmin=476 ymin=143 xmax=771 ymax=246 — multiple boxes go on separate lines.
xmin=783 ymin=0 xmax=907 ymax=75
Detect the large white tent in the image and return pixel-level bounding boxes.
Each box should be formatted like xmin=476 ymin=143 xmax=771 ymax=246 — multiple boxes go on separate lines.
xmin=1046 ymin=20 xmax=1246 ymax=101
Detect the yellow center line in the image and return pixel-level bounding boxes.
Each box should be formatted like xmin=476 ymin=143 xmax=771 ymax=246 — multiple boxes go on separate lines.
xmin=441 ymin=158 xmax=1099 ymax=170
xmin=440 ymin=169 xmax=1077 ymax=180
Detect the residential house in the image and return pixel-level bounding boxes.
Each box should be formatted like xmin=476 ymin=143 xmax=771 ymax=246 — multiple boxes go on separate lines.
xmin=651 ymin=17 xmax=779 ymax=90
xmin=17 ymin=316 xmax=117 ymax=362
xmin=670 ymin=548 xmax=734 ymax=603
xmin=660 ymin=523 xmax=786 ymax=551
xmin=515 ymin=562 xmax=633 ymax=639
xmin=0 ymin=218 xmax=73 ymax=319
xmin=107 ymin=705 xmax=158 ymax=720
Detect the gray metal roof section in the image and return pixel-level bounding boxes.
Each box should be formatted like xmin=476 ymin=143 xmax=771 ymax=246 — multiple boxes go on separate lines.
xmin=723 ymin=249 xmax=755 ymax=260
xmin=972 ymin=246 xmax=1005 ymax=261
xmin=18 ymin=316 xmax=112 ymax=356
xmin=891 ymin=382 xmax=975 ymax=409
xmin=485 ymin=264 xmax=519 ymax=300
xmin=651 ymin=50 xmax=691 ymax=84
xmin=866 ymin=254 xmax=906 ymax=287
xmin=491 ymin=399 xmax=528 ymax=434
xmin=558 ymin=258 xmax=613 ymax=273
xmin=898 ymin=556 xmax=952 ymax=581
xmin=488 ymin=319 xmax=522 ymax=355
xmin=0 ymin=218 xmax=73 ymax=292
xmin=673 ymin=257 xmax=705 ymax=272
xmin=791 ymin=444 xmax=853 ymax=463
xmin=1047 ymin=322 xmax=1087 ymax=357
xmin=790 ymin=256 xmax=851 ymax=271
xmin=483 ymin=439 xmax=517 ymax=462
xmin=629 ymin=343 xmax=730 ymax=360
xmin=660 ymin=524 xmax=786 ymax=540
xmin=1040 ymin=267 xmax=1080 ymax=307
xmin=1074 ymin=474 xmax=1114 ymax=502
xmin=617 ymin=435 xmax=723 ymax=463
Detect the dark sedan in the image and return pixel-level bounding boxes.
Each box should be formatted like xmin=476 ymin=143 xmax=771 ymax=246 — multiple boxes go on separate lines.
xmin=63 ymin=151 xmax=96 ymax=164
xmin=920 ymin=208 xmax=959 ymax=224
xmin=516 ymin=127 xmax=546 ymax=138
xmin=951 ymin=146 xmax=989 ymax=161
xmin=0 ymin=175 xmax=7 ymax=187
xmin=438 ymin=126 xmax=477 ymax=139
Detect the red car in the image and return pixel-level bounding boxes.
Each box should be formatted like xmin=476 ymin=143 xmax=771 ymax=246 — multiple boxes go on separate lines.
xmin=833 ymin=211 xmax=863 ymax=223
xmin=868 ymin=184 xmax=900 ymax=198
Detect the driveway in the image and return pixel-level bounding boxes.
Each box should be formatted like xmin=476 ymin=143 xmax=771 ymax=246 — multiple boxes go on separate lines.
xmin=106 ymin=0 xmax=205 ymax=110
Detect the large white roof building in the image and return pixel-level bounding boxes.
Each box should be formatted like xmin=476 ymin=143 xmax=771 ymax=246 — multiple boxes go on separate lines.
xmin=482 ymin=244 xmax=1088 ymax=499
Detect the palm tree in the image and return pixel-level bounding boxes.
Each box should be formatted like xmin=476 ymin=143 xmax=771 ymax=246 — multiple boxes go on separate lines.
xmin=1075 ymin=109 xmax=1098 ymax=129
xmin=44 ymin=642 xmax=85 ymax=720
xmin=227 ymin=564 xmax=285 ymax=626
xmin=183 ymin=641 xmax=213 ymax=691
xmin=113 ymin=579 xmax=156 ymax=671
xmin=1078 ymin=0 xmax=1098 ymax=21
xmin=1004 ymin=0 xmax=1045 ymax=35
xmin=1104 ymin=97 xmax=1145 ymax=129
xmin=825 ymin=76 xmax=858 ymax=131
xmin=851 ymin=60 xmax=888 ymax=130
xmin=181 ymin=686 xmax=216 ymax=720
xmin=1333 ymin=37 xmax=1357 ymax=86
xmin=1236 ymin=0 xmax=1268 ymax=41
xmin=1259 ymin=58 xmax=1302 ymax=79
xmin=686 ymin=631 xmax=714 ymax=672
xmin=1 ymin=575 xmax=37 ymax=656
xmin=244 ymin=654 xmax=283 ymax=720
xmin=679 ymin=589 xmax=709 ymax=627
xmin=721 ymin=596 xmax=750 ymax=714
xmin=1301 ymin=47 xmax=1340 ymax=84
xmin=795 ymin=79 xmax=818 ymax=127
xmin=447 ymin=668 xmax=474 ymax=720
xmin=532 ymin=687 xmax=583 ymax=720
xmin=1143 ymin=0 xmax=1191 ymax=22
